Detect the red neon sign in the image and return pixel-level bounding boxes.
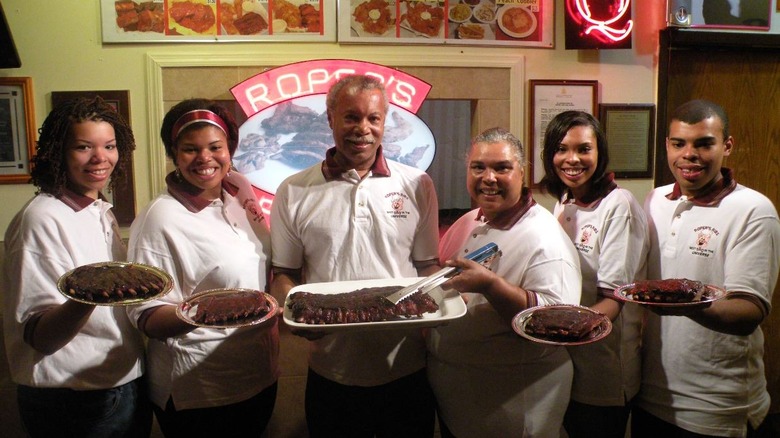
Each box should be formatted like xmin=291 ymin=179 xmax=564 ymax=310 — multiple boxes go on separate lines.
xmin=564 ymin=0 xmax=633 ymax=48
xmin=230 ymin=59 xmax=432 ymax=116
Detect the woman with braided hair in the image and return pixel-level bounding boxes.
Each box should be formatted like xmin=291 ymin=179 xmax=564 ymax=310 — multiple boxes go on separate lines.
xmin=3 ymin=97 xmax=152 ymax=437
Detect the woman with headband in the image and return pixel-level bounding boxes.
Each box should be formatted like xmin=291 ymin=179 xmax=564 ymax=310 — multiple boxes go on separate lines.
xmin=126 ymin=99 xmax=279 ymax=435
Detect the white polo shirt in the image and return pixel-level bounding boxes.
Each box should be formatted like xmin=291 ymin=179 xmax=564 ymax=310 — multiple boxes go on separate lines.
xmin=271 ymin=155 xmax=439 ymax=386
xmin=3 ymin=192 xmax=144 ymax=389
xmin=127 ymin=172 xmax=278 ymax=410
xmin=554 ymin=186 xmax=648 ymax=406
xmin=638 ymin=176 xmax=780 ymax=436
xmin=427 ymin=192 xmax=581 ymax=438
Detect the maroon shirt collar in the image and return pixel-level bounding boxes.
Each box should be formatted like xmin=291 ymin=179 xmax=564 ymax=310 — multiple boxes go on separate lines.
xmin=562 ymin=172 xmax=618 ymax=207
xmin=321 ymin=146 xmax=391 ymax=181
xmin=57 ymin=187 xmax=102 ymax=212
xmin=166 ymin=171 xmax=239 ymax=213
xmin=478 ymin=187 xmax=537 ymax=231
xmin=666 ymin=168 xmax=736 ymax=207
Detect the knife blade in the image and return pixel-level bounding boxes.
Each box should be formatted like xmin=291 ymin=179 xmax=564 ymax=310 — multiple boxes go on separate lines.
xmin=384 ymin=242 xmax=499 ymax=305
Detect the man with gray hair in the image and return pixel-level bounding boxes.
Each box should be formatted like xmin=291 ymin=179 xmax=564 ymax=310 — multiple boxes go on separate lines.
xmin=271 ymin=74 xmax=440 ymax=437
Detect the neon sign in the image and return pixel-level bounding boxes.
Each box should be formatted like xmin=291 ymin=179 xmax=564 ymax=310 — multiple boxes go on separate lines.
xmin=564 ymin=0 xmax=633 ymax=49
xmin=231 ymin=59 xmax=432 ymax=116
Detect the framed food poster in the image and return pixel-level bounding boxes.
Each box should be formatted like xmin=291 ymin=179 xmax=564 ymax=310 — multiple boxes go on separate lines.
xmin=0 ymin=77 xmax=35 ymax=184
xmin=101 ymin=0 xmax=336 ymax=42
xmin=528 ymin=79 xmax=598 ymax=186
xmin=339 ymin=0 xmax=554 ymax=47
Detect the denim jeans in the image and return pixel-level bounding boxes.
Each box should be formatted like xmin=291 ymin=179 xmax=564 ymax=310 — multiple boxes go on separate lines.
xmin=17 ymin=378 xmax=151 ymax=438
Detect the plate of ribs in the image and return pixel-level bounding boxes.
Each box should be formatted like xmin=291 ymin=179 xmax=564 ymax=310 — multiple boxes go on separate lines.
xmin=283 ymin=277 xmax=467 ymax=332
xmin=57 ymin=262 xmax=173 ymax=306
xmin=513 ymin=305 xmax=612 ymax=346
xmin=612 ymin=278 xmax=726 ymax=308
xmin=177 ymin=288 xmax=278 ymax=329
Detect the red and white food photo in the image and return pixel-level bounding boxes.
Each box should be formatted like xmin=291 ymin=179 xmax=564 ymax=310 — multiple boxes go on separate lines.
xmin=496 ymin=4 xmax=537 ymax=39
xmin=447 ymin=0 xmax=498 ymax=41
xmin=351 ymin=0 xmax=396 ymax=37
xmin=512 ymin=304 xmax=612 ymax=346
xmin=220 ymin=0 xmax=269 ymax=35
xmin=400 ymin=1 xmax=445 ymax=39
xmin=283 ymin=277 xmax=467 ymax=332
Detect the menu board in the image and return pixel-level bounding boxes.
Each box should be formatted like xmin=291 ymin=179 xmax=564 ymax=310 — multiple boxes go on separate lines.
xmin=338 ymin=0 xmax=554 ymax=47
xmin=101 ymin=0 xmax=336 ymax=42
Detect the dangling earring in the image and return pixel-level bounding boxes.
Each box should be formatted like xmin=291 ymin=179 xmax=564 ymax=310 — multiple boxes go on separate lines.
xmin=227 ymin=161 xmax=233 ymax=177
xmin=175 ymin=167 xmax=183 ymax=181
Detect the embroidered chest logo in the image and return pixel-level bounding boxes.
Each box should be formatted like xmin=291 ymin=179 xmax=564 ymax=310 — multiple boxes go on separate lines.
xmin=385 ymin=191 xmax=410 ymax=219
xmin=575 ymin=224 xmax=598 ymax=254
xmin=689 ymin=226 xmax=719 ymax=257
xmin=242 ymin=198 xmax=266 ymax=224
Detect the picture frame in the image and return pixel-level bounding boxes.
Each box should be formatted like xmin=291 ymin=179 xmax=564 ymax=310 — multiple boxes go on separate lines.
xmin=101 ymin=0 xmax=337 ymax=43
xmin=528 ymin=79 xmax=599 ymax=186
xmin=688 ymin=0 xmax=771 ymax=30
xmin=0 ymin=77 xmax=35 ymax=184
xmin=598 ymin=104 xmax=655 ymax=179
xmin=51 ymin=90 xmax=136 ymax=226
xmin=339 ymin=0 xmax=554 ymax=48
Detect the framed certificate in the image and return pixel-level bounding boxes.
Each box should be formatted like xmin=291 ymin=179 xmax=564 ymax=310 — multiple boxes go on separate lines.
xmin=598 ymin=104 xmax=655 ymax=178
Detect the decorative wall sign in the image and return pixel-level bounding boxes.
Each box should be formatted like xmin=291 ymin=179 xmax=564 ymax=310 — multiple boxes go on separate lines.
xmin=339 ymin=0 xmax=555 ymax=48
xmin=0 ymin=77 xmax=35 ymax=184
xmin=598 ymin=104 xmax=654 ymax=178
xmin=564 ymin=0 xmax=633 ymax=49
xmin=230 ymin=59 xmax=435 ymax=216
xmin=101 ymin=0 xmax=336 ymax=42
xmin=51 ymin=90 xmax=137 ymax=226
xmin=528 ymin=79 xmax=598 ymax=186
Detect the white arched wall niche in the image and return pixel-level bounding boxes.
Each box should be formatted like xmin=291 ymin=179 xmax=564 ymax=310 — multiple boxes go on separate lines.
xmin=144 ymin=51 xmax=526 ymax=200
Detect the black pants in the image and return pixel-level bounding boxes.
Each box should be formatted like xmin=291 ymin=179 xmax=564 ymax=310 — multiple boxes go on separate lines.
xmin=564 ymin=399 xmax=632 ymax=438
xmin=153 ymin=382 xmax=277 ymax=438
xmin=305 ymin=368 xmax=435 ymax=438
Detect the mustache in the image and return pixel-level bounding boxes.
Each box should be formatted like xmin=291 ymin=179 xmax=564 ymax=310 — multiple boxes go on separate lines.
xmin=345 ymin=136 xmax=376 ymax=144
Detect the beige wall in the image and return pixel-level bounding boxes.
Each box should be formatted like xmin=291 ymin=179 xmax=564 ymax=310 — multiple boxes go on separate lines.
xmin=0 ymin=0 xmax=662 ymax=230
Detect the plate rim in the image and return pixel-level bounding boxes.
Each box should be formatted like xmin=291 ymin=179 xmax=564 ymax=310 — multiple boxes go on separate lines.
xmin=612 ymin=282 xmax=727 ymax=307
xmin=496 ymin=5 xmax=537 ymax=39
xmin=57 ymin=261 xmax=173 ymax=307
xmin=282 ymin=277 xmax=467 ymax=332
xmin=177 ymin=287 xmax=279 ymax=329
xmin=512 ymin=304 xmax=612 ymax=346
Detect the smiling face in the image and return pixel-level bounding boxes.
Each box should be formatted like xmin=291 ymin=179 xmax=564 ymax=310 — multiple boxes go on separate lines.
xmin=65 ymin=120 xmax=119 ymax=199
xmin=467 ymin=141 xmax=525 ymax=221
xmin=552 ymin=125 xmax=598 ymax=200
xmin=666 ymin=116 xmax=733 ymax=198
xmin=327 ymin=88 xmax=386 ymax=176
xmin=173 ymin=125 xmax=232 ymax=200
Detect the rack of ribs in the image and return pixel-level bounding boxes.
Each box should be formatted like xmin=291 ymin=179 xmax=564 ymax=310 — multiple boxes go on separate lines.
xmin=287 ymin=285 xmax=439 ymax=325
xmin=627 ymin=278 xmax=707 ymax=303
xmin=524 ymin=307 xmax=605 ymax=342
